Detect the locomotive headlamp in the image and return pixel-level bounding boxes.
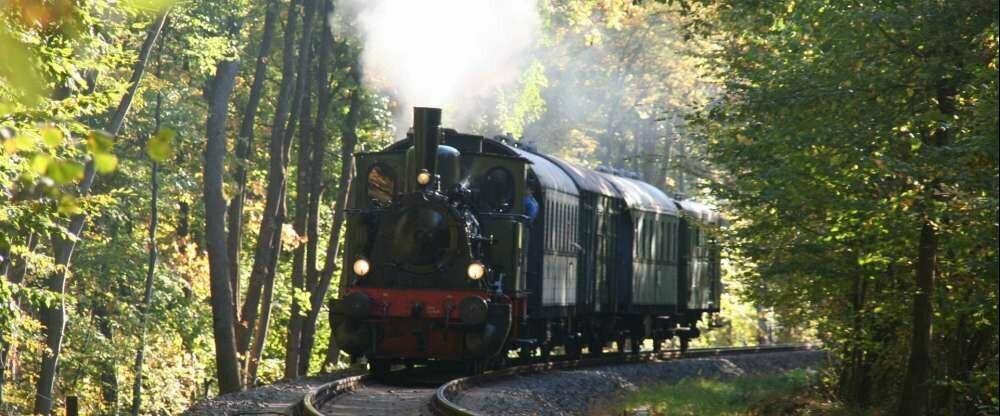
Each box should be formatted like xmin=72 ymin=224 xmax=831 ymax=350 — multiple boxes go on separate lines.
xmin=352 ymin=258 xmax=371 ymax=277
xmin=416 ymin=169 xmax=432 ymax=186
xmin=467 ymin=261 xmax=486 ymax=280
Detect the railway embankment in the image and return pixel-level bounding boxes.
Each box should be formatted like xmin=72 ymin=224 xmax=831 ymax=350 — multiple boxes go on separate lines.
xmin=181 ymin=367 xmax=364 ymax=416
xmin=449 ymin=350 xmax=825 ymax=416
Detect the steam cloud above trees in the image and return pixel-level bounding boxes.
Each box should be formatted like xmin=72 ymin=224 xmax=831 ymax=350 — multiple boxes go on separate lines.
xmin=337 ymin=0 xmax=540 ymax=133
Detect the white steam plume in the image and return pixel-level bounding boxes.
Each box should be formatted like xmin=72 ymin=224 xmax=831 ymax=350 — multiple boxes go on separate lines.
xmin=338 ymin=0 xmax=540 ymax=134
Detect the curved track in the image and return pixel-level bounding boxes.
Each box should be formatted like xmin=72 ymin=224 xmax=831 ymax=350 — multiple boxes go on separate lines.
xmin=302 ymin=345 xmax=810 ymax=416
xmin=316 ymin=380 xmax=436 ymax=416
xmin=302 ymin=367 xmax=462 ymax=415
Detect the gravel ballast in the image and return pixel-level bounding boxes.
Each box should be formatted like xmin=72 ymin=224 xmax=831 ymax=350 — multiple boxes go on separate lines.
xmin=453 ymin=350 xmax=826 ymax=416
xmin=182 ymin=368 xmax=364 ymax=416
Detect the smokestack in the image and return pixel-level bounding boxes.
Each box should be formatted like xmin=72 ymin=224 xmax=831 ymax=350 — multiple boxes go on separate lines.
xmin=412 ymin=107 xmax=441 ymax=185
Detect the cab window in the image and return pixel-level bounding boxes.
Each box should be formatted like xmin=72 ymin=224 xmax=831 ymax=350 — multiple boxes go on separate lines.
xmin=367 ymin=164 xmax=395 ymax=207
xmin=476 ymin=167 xmax=515 ymax=211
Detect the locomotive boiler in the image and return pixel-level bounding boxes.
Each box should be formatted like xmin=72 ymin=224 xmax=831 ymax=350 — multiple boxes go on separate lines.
xmin=331 ymin=107 xmax=723 ymax=376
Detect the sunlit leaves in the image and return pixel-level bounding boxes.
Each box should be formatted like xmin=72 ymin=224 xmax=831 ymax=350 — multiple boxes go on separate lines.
xmin=121 ymin=0 xmax=176 ymax=15
xmin=46 ymin=159 xmax=85 ymax=184
xmin=58 ymin=195 xmax=83 ymax=215
xmin=497 ymin=60 xmax=549 ymax=137
xmin=147 ymin=128 xmax=176 ymax=162
xmin=42 ymin=127 xmax=64 ymax=147
xmin=93 ymin=153 xmax=118 ymax=173
xmin=0 ymin=30 xmax=47 ymax=108
xmin=87 ymin=130 xmax=118 ymax=173
xmin=86 ymin=130 xmax=114 ymax=154
xmin=696 ymin=0 xmax=998 ymax=410
xmin=3 ymin=135 xmax=38 ymax=153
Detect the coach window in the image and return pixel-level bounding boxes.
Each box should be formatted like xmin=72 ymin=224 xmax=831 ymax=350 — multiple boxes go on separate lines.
xmin=642 ymin=217 xmax=649 ymax=259
xmin=640 ymin=218 xmax=646 ymax=259
xmin=367 ymin=164 xmax=394 ymax=208
xmin=658 ymin=221 xmax=665 ymax=261
xmin=561 ymin=203 xmax=567 ymax=251
xmin=648 ymin=218 xmax=654 ymax=259
xmin=649 ymin=218 xmax=655 ymax=259
xmin=671 ymin=222 xmax=678 ymax=262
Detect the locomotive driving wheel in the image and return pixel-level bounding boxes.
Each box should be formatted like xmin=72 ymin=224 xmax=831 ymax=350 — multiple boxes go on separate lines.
xmin=588 ymin=338 xmax=604 ymax=356
xmin=466 ymin=359 xmax=487 ymax=375
xmin=370 ymin=359 xmax=391 ymax=381
xmin=630 ymin=336 xmax=642 ymax=354
xmin=518 ymin=345 xmax=534 ymax=360
xmin=566 ymin=338 xmax=582 ymax=359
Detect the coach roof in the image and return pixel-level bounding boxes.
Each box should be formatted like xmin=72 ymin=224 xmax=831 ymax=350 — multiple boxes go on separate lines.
xmin=601 ymin=173 xmax=678 ymax=216
xmin=539 ymin=154 xmax=621 ymax=199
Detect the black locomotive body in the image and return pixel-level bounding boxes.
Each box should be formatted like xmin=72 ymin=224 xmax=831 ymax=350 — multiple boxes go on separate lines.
xmin=332 ymin=107 xmax=723 ymax=374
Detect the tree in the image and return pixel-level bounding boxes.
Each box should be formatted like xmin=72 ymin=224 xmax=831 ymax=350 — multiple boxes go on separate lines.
xmin=203 ymin=52 xmax=243 ymax=394
xmin=228 ymin=0 xmax=278 ymax=383
xmin=2 ymin=0 xmax=393 ymax=411
xmin=692 ymin=0 xmax=998 ymax=413
xmin=241 ymin=0 xmax=302 ymax=385
xmin=283 ymin=0 xmax=321 ymax=379
xmin=33 ymin=12 xmax=170 ymax=414
xmin=320 ymin=44 xmax=364 ymax=370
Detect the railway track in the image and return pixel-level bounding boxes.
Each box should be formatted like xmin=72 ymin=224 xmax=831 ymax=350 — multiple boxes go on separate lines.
xmin=301 ymin=344 xmax=811 ymax=416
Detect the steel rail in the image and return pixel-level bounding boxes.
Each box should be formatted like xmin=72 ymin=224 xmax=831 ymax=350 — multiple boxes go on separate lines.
xmin=299 ymin=373 xmax=370 ymax=416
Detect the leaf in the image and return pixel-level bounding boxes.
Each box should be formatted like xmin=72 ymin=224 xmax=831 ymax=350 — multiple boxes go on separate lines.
xmin=93 ymin=153 xmax=118 ymax=173
xmin=121 ymin=0 xmax=176 ymax=14
xmin=32 ymin=154 xmax=52 ymax=175
xmin=46 ymin=160 xmax=85 ymax=184
xmin=58 ymin=195 xmax=83 ymax=215
xmin=5 ymin=135 xmax=37 ymax=153
xmin=0 ymin=31 xmax=46 ymax=106
xmin=42 ymin=127 xmax=63 ymax=147
xmin=87 ymin=130 xmax=114 ymax=154
xmin=147 ymin=128 xmax=176 ymax=162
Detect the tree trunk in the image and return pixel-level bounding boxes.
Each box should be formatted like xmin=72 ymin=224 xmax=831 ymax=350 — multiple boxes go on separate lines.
xmin=241 ymin=0 xmax=302 ymax=379
xmin=841 ymin=264 xmax=871 ymax=408
xmin=287 ymin=81 xmax=315 ymax=378
xmin=246 ymin=253 xmax=276 ymax=385
xmin=283 ymin=0 xmax=320 ymax=379
xmin=898 ymin=221 xmax=937 ymax=415
xmin=321 ymin=58 xmax=363 ymax=368
xmin=94 ymin=302 xmax=118 ymax=412
xmin=131 ymin=160 xmax=159 ymax=416
xmin=177 ymin=199 xmax=193 ymax=300
xmin=1 ymin=233 xmax=35 ymax=407
xmin=229 ymin=0 xmax=280 ymax=354
xmin=298 ymin=0 xmax=336 ymax=373
xmin=33 ymin=13 xmax=168 ymax=414
xmin=131 ymin=52 xmax=165 ymax=413
xmin=897 ymin=80 xmax=954 ymax=416
xmin=203 ymin=58 xmax=243 ymax=394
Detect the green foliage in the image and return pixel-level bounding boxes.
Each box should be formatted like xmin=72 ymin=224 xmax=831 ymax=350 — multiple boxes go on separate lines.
xmin=692 ymin=0 xmax=999 ymax=412
xmin=146 ymin=128 xmax=175 ymax=162
xmin=522 ymin=1 xmax=715 ymax=195
xmin=3 ymin=0 xmax=994 ymax=414
xmin=497 ymin=60 xmax=549 ymax=138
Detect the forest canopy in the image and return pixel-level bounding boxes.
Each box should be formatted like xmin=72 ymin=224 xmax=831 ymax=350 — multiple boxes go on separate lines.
xmin=1 ymin=0 xmax=997 ymax=415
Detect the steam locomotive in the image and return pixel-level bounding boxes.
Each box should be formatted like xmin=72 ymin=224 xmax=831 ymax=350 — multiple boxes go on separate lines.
xmin=331 ymin=107 xmax=723 ymax=375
